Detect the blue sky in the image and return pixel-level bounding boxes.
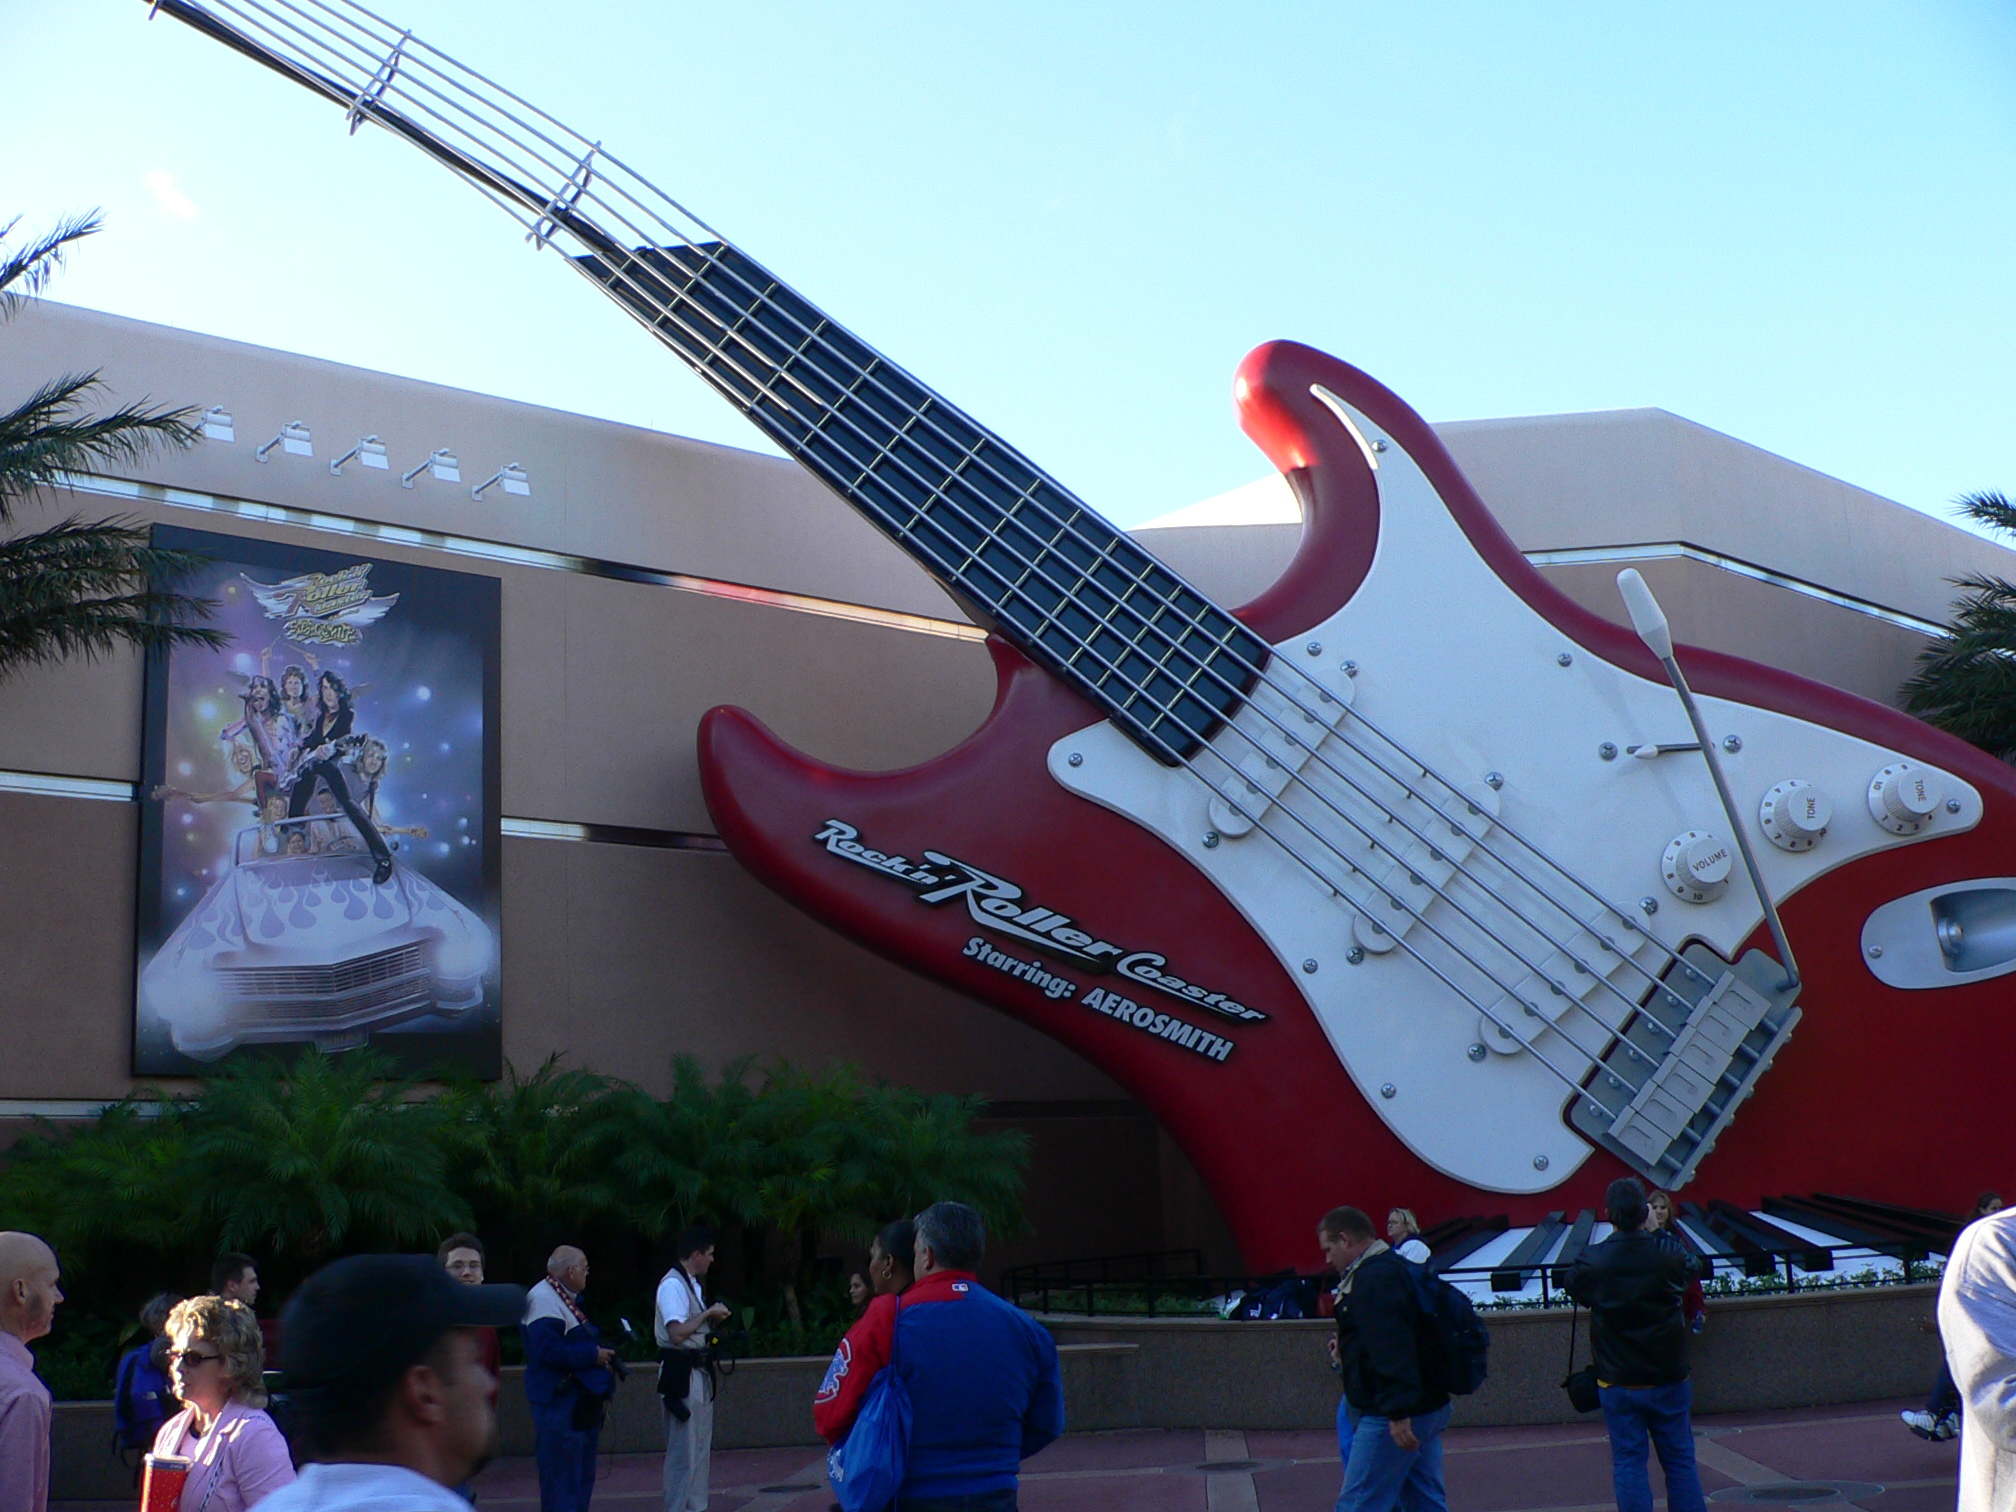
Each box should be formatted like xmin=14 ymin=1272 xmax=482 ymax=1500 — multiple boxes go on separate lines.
xmin=6 ymin=2 xmax=2013 ymax=531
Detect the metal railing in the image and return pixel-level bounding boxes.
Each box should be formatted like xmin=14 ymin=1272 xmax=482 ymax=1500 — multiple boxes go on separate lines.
xmin=1008 ymin=1237 xmax=1944 ymax=1318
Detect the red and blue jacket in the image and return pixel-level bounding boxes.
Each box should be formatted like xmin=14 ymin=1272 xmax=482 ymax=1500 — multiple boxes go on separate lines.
xmin=814 ymin=1270 xmax=1064 ymax=1500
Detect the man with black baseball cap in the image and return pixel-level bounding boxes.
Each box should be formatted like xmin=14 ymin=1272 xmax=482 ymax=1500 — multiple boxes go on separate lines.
xmin=255 ymin=1254 xmax=524 ymax=1510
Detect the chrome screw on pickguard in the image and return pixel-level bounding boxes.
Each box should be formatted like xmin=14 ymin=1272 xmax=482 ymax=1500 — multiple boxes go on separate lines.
xmin=1341 ymin=660 xmax=1359 ymax=677
xmin=1867 ymin=945 xmax=1884 ymax=959
xmin=1466 ymin=1043 xmax=1487 ymax=1063
xmin=1557 ymin=652 xmax=1573 ymax=667
xmin=1599 ymin=742 xmax=1618 ymax=761
xmin=1302 ymin=958 xmax=1320 ymax=974
xmin=1485 ymin=772 xmax=1505 ymax=790
xmin=1721 ymin=734 xmax=1743 ymax=753
xmin=1345 ymin=947 xmax=1365 ymax=966
xmin=1202 ymin=831 xmax=1220 ymax=849
xmin=1371 ymin=439 xmax=1388 ymax=453
xmin=1533 ymin=1155 xmax=1550 ymax=1171
xmin=1380 ymin=1083 xmax=1397 ymax=1099
xmin=1639 ymin=896 xmax=1659 ymax=916
xmin=1305 ymin=641 xmax=1322 ymax=656
xmin=1948 ymin=799 xmax=1963 ymax=814
xmin=1067 ymin=752 xmax=1083 ymax=767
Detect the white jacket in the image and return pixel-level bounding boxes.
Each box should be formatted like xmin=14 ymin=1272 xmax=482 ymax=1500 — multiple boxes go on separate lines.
xmin=1942 ymin=1208 xmax=2016 ymax=1512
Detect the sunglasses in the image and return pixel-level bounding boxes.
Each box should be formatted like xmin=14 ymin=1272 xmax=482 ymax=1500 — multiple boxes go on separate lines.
xmin=169 ymin=1349 xmax=223 ymax=1366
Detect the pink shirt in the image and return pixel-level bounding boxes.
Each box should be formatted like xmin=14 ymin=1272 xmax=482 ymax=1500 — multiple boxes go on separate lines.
xmin=152 ymin=1401 xmax=296 ymax=1511
xmin=0 ymin=1333 xmax=50 ymax=1512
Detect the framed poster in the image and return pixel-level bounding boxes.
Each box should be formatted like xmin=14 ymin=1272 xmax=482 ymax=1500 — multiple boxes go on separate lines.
xmin=135 ymin=525 xmax=501 ymax=1077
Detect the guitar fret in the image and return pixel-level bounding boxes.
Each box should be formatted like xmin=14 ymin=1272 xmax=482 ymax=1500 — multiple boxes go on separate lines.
xmin=579 ymin=235 xmax=1264 ymax=761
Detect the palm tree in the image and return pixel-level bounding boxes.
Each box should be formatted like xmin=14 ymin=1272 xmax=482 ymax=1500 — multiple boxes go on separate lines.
xmin=185 ymin=1049 xmax=471 ymax=1262
xmin=0 ymin=212 xmax=224 ymax=680
xmin=1902 ymin=491 xmax=2016 ymax=760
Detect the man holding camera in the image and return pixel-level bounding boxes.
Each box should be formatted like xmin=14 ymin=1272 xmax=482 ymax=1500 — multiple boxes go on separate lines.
xmin=655 ymin=1225 xmax=731 ymax=1512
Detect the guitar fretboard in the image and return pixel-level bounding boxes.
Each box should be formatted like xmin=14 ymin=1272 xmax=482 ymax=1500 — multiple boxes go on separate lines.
xmin=578 ymin=241 xmax=1266 ymax=764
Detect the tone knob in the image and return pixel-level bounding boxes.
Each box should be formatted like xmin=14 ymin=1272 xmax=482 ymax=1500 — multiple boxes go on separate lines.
xmin=1662 ymin=830 xmax=1733 ymax=904
xmin=1759 ymin=780 xmax=1832 ymax=852
xmin=1868 ymin=763 xmax=1940 ymax=835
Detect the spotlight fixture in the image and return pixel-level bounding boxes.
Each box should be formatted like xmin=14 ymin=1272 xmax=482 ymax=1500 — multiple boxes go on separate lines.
xmin=401 ymin=448 xmax=461 ymax=488
xmin=471 ymin=463 xmax=530 ymax=500
xmin=329 ymin=435 xmax=390 ymax=476
xmin=255 ymin=421 xmax=313 ymax=462
xmin=199 ymin=407 xmax=235 ymax=443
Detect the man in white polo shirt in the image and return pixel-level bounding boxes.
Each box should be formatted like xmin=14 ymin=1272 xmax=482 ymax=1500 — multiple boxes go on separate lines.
xmin=655 ymin=1225 xmax=731 ymax=1512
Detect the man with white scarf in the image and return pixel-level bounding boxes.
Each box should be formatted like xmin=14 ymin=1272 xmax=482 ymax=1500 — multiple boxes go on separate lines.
xmin=1942 ymin=1208 xmax=2016 ymax=1512
xmin=523 ymin=1247 xmax=617 ymax=1512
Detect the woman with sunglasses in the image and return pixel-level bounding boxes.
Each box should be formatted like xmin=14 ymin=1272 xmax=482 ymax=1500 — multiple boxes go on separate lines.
xmin=152 ymin=1295 xmax=295 ymax=1509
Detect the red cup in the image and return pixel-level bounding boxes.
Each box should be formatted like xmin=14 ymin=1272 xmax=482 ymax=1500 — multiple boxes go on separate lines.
xmin=140 ymin=1453 xmax=192 ymax=1512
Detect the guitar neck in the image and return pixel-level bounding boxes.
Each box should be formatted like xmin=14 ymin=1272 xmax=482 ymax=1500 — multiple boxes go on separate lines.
xmin=146 ymin=0 xmax=1265 ymax=765
xmin=576 ymin=240 xmax=1265 ymax=762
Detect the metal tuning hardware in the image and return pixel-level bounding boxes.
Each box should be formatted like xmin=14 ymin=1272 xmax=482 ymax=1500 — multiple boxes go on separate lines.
xmin=1563 ymin=570 xmax=1805 ymax=1192
xmin=1615 ymin=569 xmax=1798 ymax=990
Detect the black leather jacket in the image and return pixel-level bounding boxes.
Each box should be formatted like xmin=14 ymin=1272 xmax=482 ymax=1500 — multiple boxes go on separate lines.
xmin=1335 ymin=1248 xmax=1448 ymax=1419
xmin=1564 ymin=1229 xmax=1706 ymax=1387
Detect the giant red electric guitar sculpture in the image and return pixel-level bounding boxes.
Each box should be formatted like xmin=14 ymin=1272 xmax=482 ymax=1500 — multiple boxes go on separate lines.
xmin=160 ymin=0 xmax=2016 ymax=1269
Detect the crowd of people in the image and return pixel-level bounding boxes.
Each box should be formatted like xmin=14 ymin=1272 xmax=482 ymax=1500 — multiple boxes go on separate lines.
xmin=0 ymin=1181 xmax=2013 ymax=1512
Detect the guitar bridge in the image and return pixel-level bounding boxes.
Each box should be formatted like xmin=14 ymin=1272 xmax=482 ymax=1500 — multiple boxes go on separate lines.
xmin=1569 ymin=944 xmax=1801 ymax=1191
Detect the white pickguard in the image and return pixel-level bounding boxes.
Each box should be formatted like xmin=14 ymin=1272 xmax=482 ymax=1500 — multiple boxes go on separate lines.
xmin=1049 ymin=393 xmax=1981 ymax=1194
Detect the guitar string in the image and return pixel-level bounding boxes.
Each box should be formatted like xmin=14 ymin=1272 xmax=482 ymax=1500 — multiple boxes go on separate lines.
xmin=183 ymin=1 xmax=1712 ymax=1084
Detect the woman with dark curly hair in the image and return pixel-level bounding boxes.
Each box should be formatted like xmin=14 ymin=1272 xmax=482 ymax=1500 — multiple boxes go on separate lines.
xmin=151 ymin=1295 xmax=294 ymax=1507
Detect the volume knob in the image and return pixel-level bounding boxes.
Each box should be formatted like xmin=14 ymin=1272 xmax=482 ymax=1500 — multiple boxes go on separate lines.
xmin=1662 ymin=830 xmax=1733 ymax=904
xmin=1868 ymin=763 xmax=1940 ymax=835
xmin=1759 ymin=780 xmax=1832 ymax=852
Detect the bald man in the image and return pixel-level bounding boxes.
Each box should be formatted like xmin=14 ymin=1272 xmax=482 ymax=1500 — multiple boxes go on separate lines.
xmin=0 ymin=1232 xmax=61 ymax=1512
xmin=522 ymin=1246 xmax=617 ymax=1512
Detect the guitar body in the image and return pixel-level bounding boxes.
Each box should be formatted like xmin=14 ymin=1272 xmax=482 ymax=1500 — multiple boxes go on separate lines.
xmin=702 ymin=343 xmax=2016 ymax=1270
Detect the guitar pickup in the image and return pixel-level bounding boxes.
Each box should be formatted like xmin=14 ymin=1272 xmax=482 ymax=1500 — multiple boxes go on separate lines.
xmin=1199 ymin=664 xmax=1352 ymax=839
xmin=1569 ymin=944 xmax=1801 ymax=1190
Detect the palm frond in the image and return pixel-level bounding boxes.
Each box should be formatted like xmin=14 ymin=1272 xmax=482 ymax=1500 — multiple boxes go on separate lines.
xmin=1957 ymin=491 xmax=2016 ymax=538
xmin=0 ymin=517 xmax=224 ymax=679
xmin=0 ymin=211 xmax=101 ymax=317
xmin=0 ymin=371 xmax=198 ymax=522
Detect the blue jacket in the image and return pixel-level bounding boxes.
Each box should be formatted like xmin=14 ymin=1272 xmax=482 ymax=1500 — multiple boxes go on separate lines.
xmin=816 ymin=1270 xmax=1064 ymax=1499
xmin=521 ymin=1281 xmax=615 ymax=1411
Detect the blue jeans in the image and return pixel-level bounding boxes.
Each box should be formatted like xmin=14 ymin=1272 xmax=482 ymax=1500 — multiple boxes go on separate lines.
xmin=532 ymin=1397 xmax=600 ymax=1512
xmin=1336 ymin=1401 xmax=1452 ymax=1512
xmin=1334 ymin=1395 xmax=1361 ymax=1512
xmin=1599 ymin=1381 xmax=1705 ymax=1512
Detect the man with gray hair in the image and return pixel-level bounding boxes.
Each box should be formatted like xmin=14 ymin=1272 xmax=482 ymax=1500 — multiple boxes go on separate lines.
xmin=815 ymin=1202 xmax=1063 ymax=1512
xmin=524 ymin=1246 xmax=618 ymax=1512
xmin=0 ymin=1232 xmax=61 ymax=1512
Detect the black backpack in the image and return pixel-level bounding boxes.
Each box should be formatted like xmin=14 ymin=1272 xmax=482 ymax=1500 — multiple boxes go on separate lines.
xmin=1406 ymin=1264 xmax=1490 ymax=1395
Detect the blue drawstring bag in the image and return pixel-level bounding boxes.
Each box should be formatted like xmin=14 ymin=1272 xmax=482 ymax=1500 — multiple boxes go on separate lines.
xmin=828 ymin=1302 xmax=912 ymax=1512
